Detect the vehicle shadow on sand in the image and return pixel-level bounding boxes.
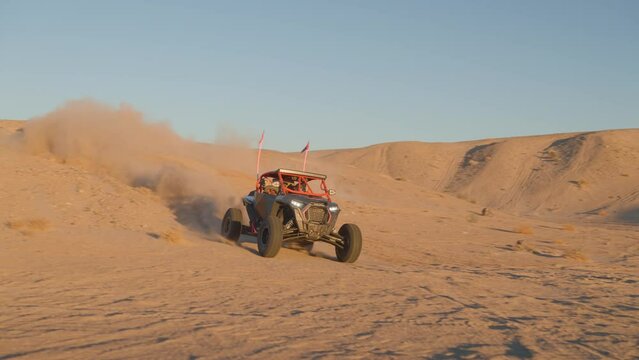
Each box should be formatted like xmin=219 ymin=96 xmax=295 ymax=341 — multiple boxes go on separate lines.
xmin=308 ymin=251 xmax=338 ymax=261
xmin=237 ymin=235 xmax=337 ymax=260
xmin=616 ymin=206 xmax=639 ymax=224
xmin=237 ymin=234 xmax=259 ymax=256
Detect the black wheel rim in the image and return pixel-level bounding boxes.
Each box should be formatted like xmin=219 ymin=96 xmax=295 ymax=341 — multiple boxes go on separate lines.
xmin=337 ymin=232 xmax=349 ymax=259
xmin=341 ymin=238 xmax=349 ymax=255
xmin=222 ymin=217 xmax=230 ymax=234
xmin=260 ymin=228 xmax=269 ymax=246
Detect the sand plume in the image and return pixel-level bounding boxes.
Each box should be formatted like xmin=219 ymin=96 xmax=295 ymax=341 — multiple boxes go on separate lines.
xmin=14 ymin=100 xmax=254 ymax=232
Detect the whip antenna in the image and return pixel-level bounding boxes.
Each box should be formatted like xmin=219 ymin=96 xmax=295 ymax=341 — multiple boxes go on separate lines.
xmin=256 ymin=130 xmax=265 ymax=180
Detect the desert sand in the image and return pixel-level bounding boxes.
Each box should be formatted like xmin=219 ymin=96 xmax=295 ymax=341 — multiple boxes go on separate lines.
xmin=1 ymin=101 xmax=638 ymax=359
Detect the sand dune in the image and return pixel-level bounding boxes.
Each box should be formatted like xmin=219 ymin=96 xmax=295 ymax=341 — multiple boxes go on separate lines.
xmin=317 ymin=129 xmax=639 ymax=222
xmin=1 ymin=105 xmax=638 ymax=359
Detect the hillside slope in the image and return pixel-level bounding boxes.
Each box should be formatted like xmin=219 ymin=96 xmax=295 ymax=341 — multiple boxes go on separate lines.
xmin=316 ymin=130 xmax=639 ymax=223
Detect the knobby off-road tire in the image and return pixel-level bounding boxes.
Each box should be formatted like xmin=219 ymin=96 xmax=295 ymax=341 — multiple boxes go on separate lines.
xmin=336 ymin=223 xmax=362 ymax=263
xmin=257 ymin=216 xmax=283 ymax=258
xmin=221 ymin=208 xmax=243 ymax=242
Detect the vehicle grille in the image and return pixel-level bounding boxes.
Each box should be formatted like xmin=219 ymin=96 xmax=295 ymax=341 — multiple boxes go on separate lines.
xmin=306 ymin=206 xmax=328 ymax=223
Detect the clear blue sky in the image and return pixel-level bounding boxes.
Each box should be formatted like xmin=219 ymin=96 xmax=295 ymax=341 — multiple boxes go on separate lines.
xmin=1 ymin=0 xmax=637 ymax=150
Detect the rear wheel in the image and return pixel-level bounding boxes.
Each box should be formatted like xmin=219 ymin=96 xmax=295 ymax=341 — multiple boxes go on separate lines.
xmin=221 ymin=208 xmax=242 ymax=242
xmin=336 ymin=224 xmax=362 ymax=263
xmin=257 ymin=217 xmax=283 ymax=258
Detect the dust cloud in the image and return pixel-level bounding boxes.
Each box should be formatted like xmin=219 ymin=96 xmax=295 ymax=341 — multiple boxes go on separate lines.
xmin=16 ymin=99 xmax=254 ymax=233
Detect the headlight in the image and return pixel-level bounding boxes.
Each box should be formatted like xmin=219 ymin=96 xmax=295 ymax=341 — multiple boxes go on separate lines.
xmin=328 ymin=205 xmax=339 ymax=212
xmin=290 ymin=200 xmax=304 ymax=208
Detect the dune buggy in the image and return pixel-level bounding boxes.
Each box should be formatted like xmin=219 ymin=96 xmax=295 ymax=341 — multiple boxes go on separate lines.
xmin=221 ymin=168 xmax=362 ymax=263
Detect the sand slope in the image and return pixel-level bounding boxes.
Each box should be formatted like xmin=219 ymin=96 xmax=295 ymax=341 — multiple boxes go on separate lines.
xmin=317 ymin=129 xmax=639 ymax=222
xmin=1 ymin=109 xmax=638 ymax=359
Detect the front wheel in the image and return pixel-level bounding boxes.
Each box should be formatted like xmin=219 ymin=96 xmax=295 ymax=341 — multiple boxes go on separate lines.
xmin=221 ymin=208 xmax=242 ymax=242
xmin=335 ymin=223 xmax=362 ymax=263
xmin=257 ymin=216 xmax=283 ymax=258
